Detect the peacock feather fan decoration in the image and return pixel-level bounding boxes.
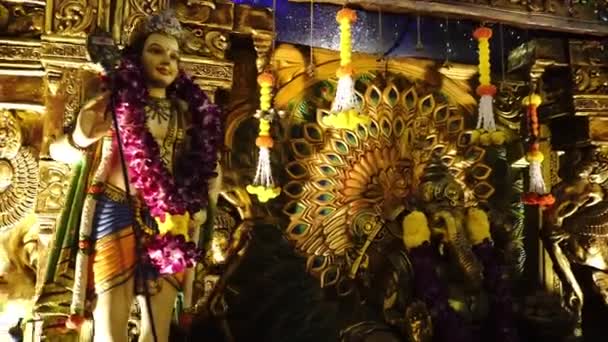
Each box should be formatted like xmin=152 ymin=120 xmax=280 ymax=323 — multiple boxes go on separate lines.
xmin=282 ymin=73 xmax=496 ymax=288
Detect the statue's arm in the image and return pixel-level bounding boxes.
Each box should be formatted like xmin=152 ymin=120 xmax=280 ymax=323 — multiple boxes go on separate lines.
xmin=543 ymin=229 xmax=583 ymax=313
xmin=72 ymin=91 xmax=112 ymax=147
xmin=49 ymin=92 xmax=112 ymax=162
xmin=205 ymin=157 xmax=223 ymax=233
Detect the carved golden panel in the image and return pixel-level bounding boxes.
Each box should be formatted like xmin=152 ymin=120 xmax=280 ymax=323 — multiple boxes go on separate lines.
xmin=35 ymin=161 xmax=71 ymax=214
xmin=589 ymin=118 xmax=608 ymax=145
xmin=0 ymin=40 xmax=41 ymax=62
xmin=182 ymin=28 xmax=229 ymax=59
xmin=569 ymin=40 xmax=608 ymax=67
xmin=115 ymin=0 xmax=169 ymax=45
xmin=0 ymin=76 xmax=44 ymax=104
xmin=0 ymin=2 xmax=44 ymax=37
xmin=0 ymin=110 xmax=38 ymax=232
xmin=573 ymin=66 xmax=608 ymax=95
xmin=40 ymin=42 xmax=88 ymax=67
xmin=48 ymin=0 xmax=98 ymax=36
xmin=181 ymin=56 xmax=233 ymax=89
xmin=175 ymin=0 xmax=234 ymax=29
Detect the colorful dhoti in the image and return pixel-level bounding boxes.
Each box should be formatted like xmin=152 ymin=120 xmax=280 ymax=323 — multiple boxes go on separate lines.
xmin=90 ymin=184 xmax=183 ymax=295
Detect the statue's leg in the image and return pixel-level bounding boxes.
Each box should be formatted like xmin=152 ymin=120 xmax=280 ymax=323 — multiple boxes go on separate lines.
xmin=137 ymin=278 xmax=178 ymax=342
xmin=93 ymin=276 xmax=135 ymax=342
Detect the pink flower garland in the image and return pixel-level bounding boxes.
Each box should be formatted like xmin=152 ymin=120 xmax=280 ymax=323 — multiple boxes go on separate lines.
xmin=112 ymin=53 xmax=222 ymax=274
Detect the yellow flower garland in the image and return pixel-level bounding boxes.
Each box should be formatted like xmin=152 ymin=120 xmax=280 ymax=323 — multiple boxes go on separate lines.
xmin=323 ymin=8 xmax=369 ymax=130
xmin=247 ymin=71 xmax=281 ymax=202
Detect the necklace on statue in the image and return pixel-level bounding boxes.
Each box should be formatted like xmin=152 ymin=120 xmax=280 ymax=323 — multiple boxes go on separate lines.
xmin=146 ymin=97 xmax=172 ymax=124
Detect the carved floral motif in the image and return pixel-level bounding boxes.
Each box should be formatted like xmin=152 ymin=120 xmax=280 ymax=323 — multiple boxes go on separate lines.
xmin=181 ymin=62 xmax=233 ymax=82
xmin=53 ymin=0 xmax=97 ymax=36
xmin=182 ymin=28 xmax=229 ymax=59
xmin=121 ymin=0 xmax=168 ymax=45
xmin=35 ymin=161 xmax=71 ymax=214
xmin=0 ymin=110 xmax=38 ymax=233
xmin=0 ymin=44 xmax=41 ymax=61
xmin=573 ymin=66 xmax=608 ymax=94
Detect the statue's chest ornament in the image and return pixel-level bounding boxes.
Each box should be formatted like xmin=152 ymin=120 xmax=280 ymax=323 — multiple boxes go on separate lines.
xmin=144 ymin=99 xmax=184 ymax=170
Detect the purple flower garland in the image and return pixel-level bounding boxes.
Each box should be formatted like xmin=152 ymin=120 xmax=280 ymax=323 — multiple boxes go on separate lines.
xmin=473 ymin=239 xmax=519 ymax=342
xmin=408 ymin=242 xmax=474 ymax=342
xmin=409 ymin=240 xmax=519 ymax=342
xmin=112 ymin=52 xmax=222 ymax=219
xmin=111 ymin=52 xmax=222 ymax=274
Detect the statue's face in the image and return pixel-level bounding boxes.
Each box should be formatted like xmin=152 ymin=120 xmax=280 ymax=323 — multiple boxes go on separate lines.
xmin=141 ymin=33 xmax=179 ymax=89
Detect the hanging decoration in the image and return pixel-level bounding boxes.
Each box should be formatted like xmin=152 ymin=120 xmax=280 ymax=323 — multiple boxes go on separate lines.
xmin=471 ymin=26 xmax=505 ymax=146
xmin=322 ymin=7 xmax=370 ymax=130
xmin=246 ymin=72 xmax=282 ymax=202
xmin=521 ymin=94 xmax=555 ymax=207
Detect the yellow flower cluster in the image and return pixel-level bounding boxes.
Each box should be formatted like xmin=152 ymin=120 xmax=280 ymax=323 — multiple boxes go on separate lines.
xmin=246 ymin=184 xmax=281 ymax=203
xmin=469 ymin=129 xmax=506 ymax=146
xmin=155 ymin=212 xmax=191 ymax=241
xmin=322 ymin=109 xmax=370 ymax=130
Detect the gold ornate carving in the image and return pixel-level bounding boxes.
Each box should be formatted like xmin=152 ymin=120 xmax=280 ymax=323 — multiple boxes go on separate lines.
xmin=52 ymin=0 xmax=97 ymax=36
xmin=51 ymin=68 xmax=83 ymax=129
xmin=35 ymin=161 xmax=71 ymax=214
xmin=180 ymin=57 xmax=233 ymax=87
xmin=0 ymin=110 xmax=38 ymax=232
xmin=0 ymin=109 xmax=22 ymax=160
xmin=281 ymin=72 xmax=493 ymax=287
xmin=182 ymin=28 xmax=229 ymax=59
xmin=251 ymin=31 xmax=273 ymax=72
xmin=0 ymin=42 xmax=41 ymax=62
xmin=118 ymin=0 xmax=168 ymax=45
xmin=544 ymin=147 xmax=608 ymax=334
xmin=569 ymin=40 xmax=608 ymax=66
xmin=494 ymin=80 xmax=528 ymax=131
xmin=272 ymin=44 xmax=476 ymax=112
xmin=573 ymin=66 xmax=608 ymax=94
xmin=0 ymin=2 xmax=44 ymax=37
xmin=40 ymin=42 xmax=88 ymax=64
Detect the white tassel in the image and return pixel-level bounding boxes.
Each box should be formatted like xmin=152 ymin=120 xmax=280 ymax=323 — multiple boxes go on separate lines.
xmin=528 ymin=160 xmax=547 ymax=195
xmin=476 ymin=94 xmax=496 ymax=131
xmin=331 ymin=75 xmax=360 ymax=113
xmin=252 ymin=147 xmax=273 ymax=187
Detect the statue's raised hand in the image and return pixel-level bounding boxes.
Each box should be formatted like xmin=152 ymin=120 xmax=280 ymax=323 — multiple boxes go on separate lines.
xmin=75 ymin=91 xmax=112 ymax=143
xmin=49 ymin=92 xmax=111 ymax=163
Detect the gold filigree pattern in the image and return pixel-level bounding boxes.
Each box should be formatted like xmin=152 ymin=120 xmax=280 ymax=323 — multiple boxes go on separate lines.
xmin=0 ymin=110 xmax=22 ymax=160
xmin=54 ymin=0 xmax=96 ymax=35
xmin=35 ymin=161 xmax=71 ymax=214
xmin=573 ymin=66 xmax=608 ymax=94
xmin=182 ymin=28 xmax=229 ymax=59
xmin=0 ymin=2 xmax=44 ymax=37
xmin=61 ymin=68 xmax=82 ymax=129
xmin=121 ymin=0 xmax=168 ymax=45
xmin=0 ymin=147 xmax=38 ymax=232
xmin=282 ymin=73 xmax=494 ymax=287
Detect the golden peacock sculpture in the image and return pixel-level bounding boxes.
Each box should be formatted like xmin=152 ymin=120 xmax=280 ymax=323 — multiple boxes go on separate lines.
xmin=281 ymin=72 xmax=496 ymax=289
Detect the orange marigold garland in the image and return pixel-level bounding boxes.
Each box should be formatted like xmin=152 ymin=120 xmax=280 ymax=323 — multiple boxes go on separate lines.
xmin=246 ymin=72 xmax=282 ymax=202
xmin=522 ymin=94 xmax=555 ymax=207
xmin=471 ymin=26 xmax=505 ymax=146
xmin=322 ymin=8 xmax=370 ymax=130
